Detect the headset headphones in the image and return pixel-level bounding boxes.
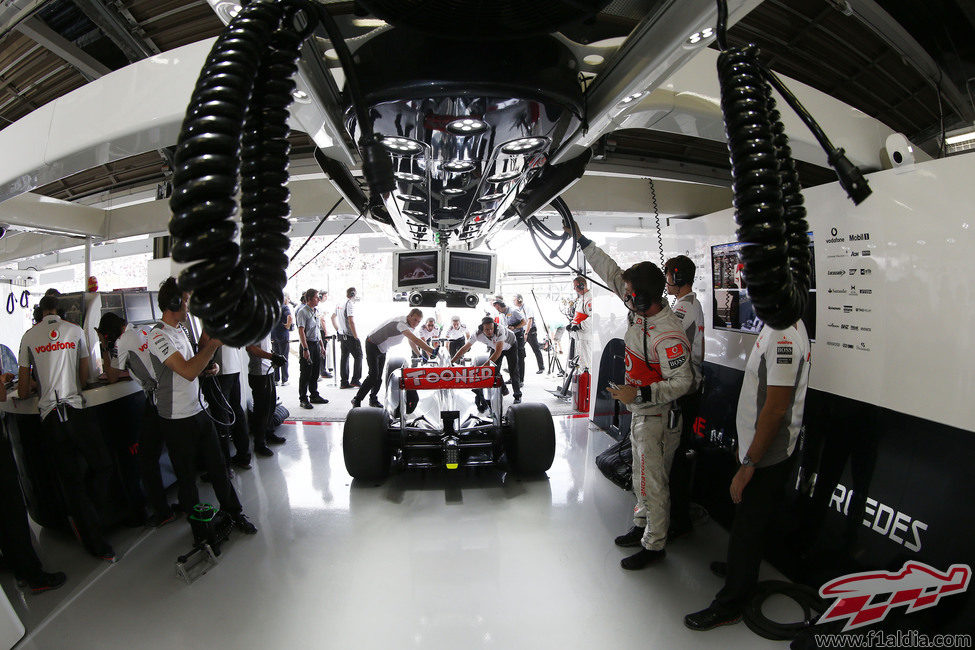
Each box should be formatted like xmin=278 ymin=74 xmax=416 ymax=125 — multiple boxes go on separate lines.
xmin=667 ymin=255 xmax=694 ymax=288
xmin=477 ymin=316 xmax=494 ymax=334
xmin=160 ymin=278 xmax=182 ymax=313
xmin=624 ymin=262 xmax=664 ymax=313
xmin=573 ymin=277 xmax=586 ymax=293
xmin=347 ymin=287 xmax=356 ymax=299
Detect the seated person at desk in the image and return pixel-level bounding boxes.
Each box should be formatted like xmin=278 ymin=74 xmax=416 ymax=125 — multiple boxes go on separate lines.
xmin=0 ymin=374 xmax=67 ymax=591
xmin=18 ymin=294 xmax=116 ymax=561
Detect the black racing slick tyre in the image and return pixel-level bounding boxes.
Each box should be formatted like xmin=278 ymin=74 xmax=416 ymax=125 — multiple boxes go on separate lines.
xmin=343 ymin=407 xmax=390 ymax=480
xmin=505 ymin=403 xmax=556 ymax=475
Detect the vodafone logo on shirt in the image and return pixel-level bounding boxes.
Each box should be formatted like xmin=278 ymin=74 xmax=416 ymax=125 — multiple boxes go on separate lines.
xmin=34 ymin=340 xmax=76 ymax=353
xmin=665 ymin=343 xmax=684 ymax=359
xmin=48 ymin=329 xmax=59 ymax=341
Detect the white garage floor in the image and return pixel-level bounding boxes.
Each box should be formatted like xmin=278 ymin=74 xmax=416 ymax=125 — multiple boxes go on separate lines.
xmin=4 ymin=417 xmax=790 ymax=650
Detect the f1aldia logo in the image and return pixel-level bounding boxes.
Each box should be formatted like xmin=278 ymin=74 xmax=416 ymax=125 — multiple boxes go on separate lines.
xmin=818 ymin=561 xmax=970 ymax=631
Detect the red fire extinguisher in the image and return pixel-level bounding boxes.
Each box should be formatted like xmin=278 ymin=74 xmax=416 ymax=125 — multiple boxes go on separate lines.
xmin=575 ymin=369 xmax=591 ymax=413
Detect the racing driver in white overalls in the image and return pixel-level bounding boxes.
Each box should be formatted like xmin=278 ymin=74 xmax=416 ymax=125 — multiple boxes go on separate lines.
xmin=573 ymin=226 xmax=693 ymax=570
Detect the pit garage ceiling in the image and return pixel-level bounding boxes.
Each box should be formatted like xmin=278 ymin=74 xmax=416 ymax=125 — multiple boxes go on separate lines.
xmin=0 ymin=0 xmax=972 ymax=205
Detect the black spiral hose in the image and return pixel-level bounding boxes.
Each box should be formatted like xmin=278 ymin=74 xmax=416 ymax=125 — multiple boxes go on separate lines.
xmin=169 ymin=0 xmax=317 ymax=347
xmin=717 ymin=45 xmax=809 ymax=329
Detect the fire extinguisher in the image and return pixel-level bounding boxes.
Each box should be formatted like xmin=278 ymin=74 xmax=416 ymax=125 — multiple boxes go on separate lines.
xmin=575 ymin=369 xmax=590 ymax=413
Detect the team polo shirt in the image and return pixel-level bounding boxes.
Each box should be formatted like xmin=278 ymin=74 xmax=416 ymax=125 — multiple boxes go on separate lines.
xmin=19 ymin=315 xmax=88 ymax=419
xmin=444 ymin=324 xmax=468 ymax=341
xmin=295 ymin=304 xmax=321 ymax=341
xmin=736 ymin=322 xmax=811 ymax=468
xmin=248 ymin=335 xmax=272 ymax=376
xmin=215 ymin=345 xmax=242 ymax=376
xmin=148 ymin=321 xmax=204 ymax=420
xmin=367 ymin=317 xmax=412 ymax=353
xmin=673 ymin=293 xmax=705 ymax=390
xmin=501 ymin=307 xmax=525 ymax=331
xmin=473 ymin=327 xmax=515 ymax=352
xmin=112 ymin=325 xmax=157 ymax=396
xmin=415 ymin=324 xmax=440 ymax=344
xmin=333 ymin=301 xmax=349 ymax=336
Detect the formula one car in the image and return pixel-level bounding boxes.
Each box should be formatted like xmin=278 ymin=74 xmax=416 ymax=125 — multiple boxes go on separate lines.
xmin=343 ymin=351 xmax=555 ymax=480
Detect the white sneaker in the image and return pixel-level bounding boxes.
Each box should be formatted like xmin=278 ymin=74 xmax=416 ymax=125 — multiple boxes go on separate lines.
xmin=281 ymin=381 xmax=289 ymax=386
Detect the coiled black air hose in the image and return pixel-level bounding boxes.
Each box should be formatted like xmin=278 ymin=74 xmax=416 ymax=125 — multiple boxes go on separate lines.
xmin=170 ymin=0 xmax=317 ymax=346
xmin=714 ymin=0 xmax=867 ymax=329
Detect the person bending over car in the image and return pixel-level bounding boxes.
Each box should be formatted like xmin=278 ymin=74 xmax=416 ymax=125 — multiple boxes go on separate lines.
xmin=451 ymin=317 xmax=522 ymax=407
xmin=352 ymin=308 xmax=435 ymax=408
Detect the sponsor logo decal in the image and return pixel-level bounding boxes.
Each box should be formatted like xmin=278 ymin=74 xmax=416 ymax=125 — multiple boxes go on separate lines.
xmin=829 ymin=484 xmax=929 ymax=552
xmin=860 ymin=268 xmax=871 ymax=275
xmin=862 ymin=250 xmax=871 ymax=256
xmin=859 ymin=288 xmax=873 ymax=294
xmin=856 ymin=307 xmax=871 ymax=313
xmin=818 ymin=561 xmax=970 ymax=631
xmin=665 ymin=344 xmax=684 ymax=359
xmin=624 ymin=347 xmax=661 ymax=386
xmin=843 ymin=305 xmax=853 ymax=313
xmin=849 ymin=268 xmax=858 ymax=275
xmin=828 ymin=288 xmax=847 ymax=294
xmin=851 ymin=251 xmax=859 ymax=257
xmin=667 ymin=357 xmax=686 ymax=369
xmin=827 ymin=341 xmax=841 ymax=347
xmin=850 ymin=325 xmax=859 ymax=332
xmin=828 ymin=270 xmax=846 ymax=276
xmin=842 ymin=343 xmax=854 ymax=349
xmin=827 ymin=322 xmax=840 ymax=328
xmin=776 ymin=358 xmax=791 ymax=364
xmin=861 ymin=326 xmax=872 ymax=332
xmin=841 ymin=324 xmax=850 ymax=330
xmin=826 ymin=227 xmax=844 ymax=244
xmin=777 ymin=345 xmax=792 ymax=355
xmin=402 ymin=366 xmax=496 ymax=390
xmin=857 ymin=342 xmax=871 ymax=351
xmin=827 ymin=305 xmax=841 ymax=311
xmin=33 ymin=341 xmax=76 ymax=354
xmin=848 ymin=232 xmax=870 ymax=241
xmin=48 ymin=329 xmax=59 ymax=341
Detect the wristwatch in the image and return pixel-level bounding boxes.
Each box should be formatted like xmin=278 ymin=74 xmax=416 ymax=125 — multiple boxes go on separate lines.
xmin=741 ymin=455 xmax=755 ymax=467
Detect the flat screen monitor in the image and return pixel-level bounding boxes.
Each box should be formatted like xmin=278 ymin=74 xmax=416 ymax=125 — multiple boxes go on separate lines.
xmin=123 ymin=292 xmax=154 ymax=324
xmin=58 ymin=293 xmax=86 ymax=327
xmin=100 ymin=292 xmax=125 ymax=320
xmin=394 ymin=250 xmax=440 ymax=291
xmin=445 ymin=250 xmax=497 ymax=294
xmin=711 ymin=233 xmax=816 ymax=340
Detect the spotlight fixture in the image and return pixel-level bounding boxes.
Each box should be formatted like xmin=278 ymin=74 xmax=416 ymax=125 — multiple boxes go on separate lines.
xmin=382 ymin=137 xmax=424 ymax=155
xmin=443 ymin=160 xmax=476 ymax=173
xmin=446 ymin=118 xmax=489 ymax=135
xmin=487 ymin=169 xmax=521 ymax=183
xmin=394 ymin=171 xmax=425 ymax=183
xmin=500 ymin=137 xmax=547 ymax=155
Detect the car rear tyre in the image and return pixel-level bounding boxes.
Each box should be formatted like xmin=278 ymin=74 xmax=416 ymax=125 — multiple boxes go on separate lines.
xmin=505 ymin=403 xmax=556 ymax=475
xmin=343 ymin=407 xmax=390 ymax=480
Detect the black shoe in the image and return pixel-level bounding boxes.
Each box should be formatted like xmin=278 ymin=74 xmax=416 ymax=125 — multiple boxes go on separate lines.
xmin=620 ymin=548 xmax=665 ymax=570
xmin=350 ymin=381 xmax=362 ymax=388
xmin=309 ymin=395 xmax=329 ymax=404
xmin=254 ymin=445 xmax=274 ymax=457
xmin=340 ymin=382 xmax=352 ymax=389
xmin=351 ymin=398 xmax=362 ymax=408
xmin=710 ymin=561 xmax=728 ymax=578
xmin=21 ymin=571 xmax=67 ymax=593
xmin=500 ymin=384 xmax=509 ymax=396
xmin=93 ymin=545 xmax=117 ymax=563
xmin=321 ymin=372 xmax=333 ymax=379
xmin=300 ymin=400 xmax=313 ymax=409
xmin=266 ymin=433 xmax=286 ymax=445
xmin=232 ymin=513 xmax=258 ymax=535
xmin=147 ymin=509 xmax=177 ymax=528
xmin=230 ymin=454 xmax=252 ymax=469
xmin=512 ymin=397 xmax=521 ymax=404
xmin=368 ymin=398 xmax=382 ymax=408
xmin=684 ymin=605 xmax=741 ymax=631
xmin=536 ymin=369 xmax=545 ymax=374
xmin=614 ymin=525 xmax=646 ymax=547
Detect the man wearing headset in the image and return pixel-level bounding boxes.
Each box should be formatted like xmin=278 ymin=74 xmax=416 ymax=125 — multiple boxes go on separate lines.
xmin=332 ymin=287 xmax=362 ymax=389
xmin=565 ymin=277 xmax=593 ymax=371
xmin=665 ymin=255 xmax=705 ymax=539
xmin=571 ymin=226 xmax=693 ymax=569
xmin=147 ymin=278 xmax=257 ymax=535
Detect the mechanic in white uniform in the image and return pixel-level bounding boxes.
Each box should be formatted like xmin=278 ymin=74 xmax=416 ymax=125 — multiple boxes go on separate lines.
xmin=197 ymin=338 xmax=251 ymax=469
xmin=18 ymin=294 xmax=115 ymax=560
xmin=685 ymin=319 xmax=810 ymax=631
xmin=147 ymin=277 xmax=257 ymax=535
xmin=246 ymin=334 xmax=286 ymax=458
xmin=574 ymin=227 xmax=693 ymax=570
xmin=352 ymin=308 xmax=434 ymax=408
xmin=565 ymin=277 xmax=593 ymax=371
xmin=514 ymin=294 xmax=545 ymax=375
xmin=413 ymin=317 xmax=441 ymax=361
xmin=97 ymin=312 xmax=173 ymax=528
xmin=664 ymin=255 xmax=705 ymax=538
xmin=443 ymin=316 xmax=470 ymax=358
xmin=450 ymin=317 xmax=522 ymax=405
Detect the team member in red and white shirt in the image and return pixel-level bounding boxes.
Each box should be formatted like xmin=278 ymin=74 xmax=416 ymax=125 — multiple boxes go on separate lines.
xmin=565 ymin=277 xmax=593 ymax=371
xmin=18 ymin=294 xmax=115 ymax=560
xmin=147 ymin=278 xmax=257 ymax=536
xmin=97 ymin=312 xmax=174 ymax=528
xmin=574 ymin=227 xmax=693 ymax=570
xmin=685 ymin=320 xmax=810 ymax=631
xmin=665 ymin=255 xmax=705 ymax=538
